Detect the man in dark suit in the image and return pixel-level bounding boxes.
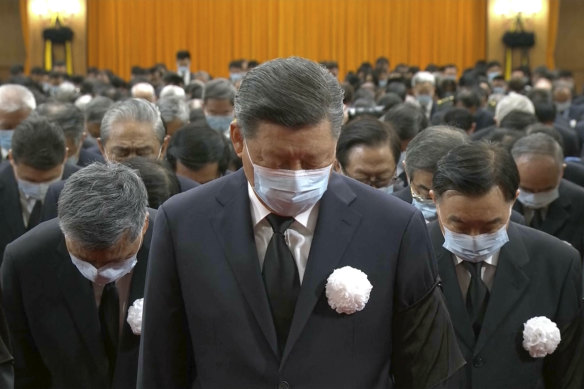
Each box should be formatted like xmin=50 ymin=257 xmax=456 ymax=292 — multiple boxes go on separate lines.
xmin=429 ymin=142 xmax=583 ymax=388
xmin=138 ymin=57 xmax=463 ymax=389
xmin=0 ymin=117 xmax=78 ymax=266
xmin=511 ymin=133 xmax=584 ymax=257
xmin=40 ymin=98 xmax=171 ymax=221
xmin=2 ymin=163 xmax=155 ymax=389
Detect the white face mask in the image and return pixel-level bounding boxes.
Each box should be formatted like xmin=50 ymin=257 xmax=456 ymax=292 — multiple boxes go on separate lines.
xmin=518 ymin=187 xmax=559 ymax=209
xmin=70 ymin=252 xmax=138 ymax=285
xmin=17 ymin=175 xmax=62 ymax=201
xmin=0 ymin=129 xmax=14 ymax=151
xmin=376 ymin=184 xmax=394 ymax=194
xmin=246 ymin=142 xmax=331 ymax=216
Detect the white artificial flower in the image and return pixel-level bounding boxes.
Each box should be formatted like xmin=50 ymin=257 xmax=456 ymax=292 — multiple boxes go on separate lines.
xmin=127 ymin=298 xmax=144 ymax=335
xmin=522 ymin=316 xmax=561 ymax=358
xmin=325 ymin=266 xmax=373 ymax=315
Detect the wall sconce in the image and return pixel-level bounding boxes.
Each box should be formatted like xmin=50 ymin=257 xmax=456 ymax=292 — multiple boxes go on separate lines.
xmin=30 ymin=0 xmax=82 ymax=74
xmin=494 ymin=0 xmax=541 ymax=78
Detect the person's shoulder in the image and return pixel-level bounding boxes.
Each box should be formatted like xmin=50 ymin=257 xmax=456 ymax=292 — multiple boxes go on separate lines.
xmin=0 ymin=161 xmax=14 ymax=182
xmin=4 ymin=219 xmax=63 ymax=265
xmin=510 ymin=222 xmax=580 ymax=264
xmin=161 ymin=170 xmax=244 ymax=215
xmin=333 ymin=174 xmax=417 ymax=220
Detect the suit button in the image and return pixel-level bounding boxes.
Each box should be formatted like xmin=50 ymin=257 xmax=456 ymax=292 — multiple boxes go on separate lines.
xmin=278 ymin=381 xmax=290 ymax=389
xmin=472 ymin=356 xmax=485 ymax=368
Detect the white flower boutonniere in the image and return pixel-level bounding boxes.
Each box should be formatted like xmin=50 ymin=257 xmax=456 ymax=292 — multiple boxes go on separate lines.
xmin=325 ymin=266 xmax=372 ymax=315
xmin=522 ymin=316 xmax=561 ymax=358
xmin=127 ymin=298 xmax=144 ymax=335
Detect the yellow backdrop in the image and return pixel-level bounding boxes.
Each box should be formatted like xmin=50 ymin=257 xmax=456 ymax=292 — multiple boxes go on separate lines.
xmin=87 ymin=0 xmax=487 ymax=80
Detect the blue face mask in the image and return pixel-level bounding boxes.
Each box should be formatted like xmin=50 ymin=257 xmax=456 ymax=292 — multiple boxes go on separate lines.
xmin=206 ymin=114 xmax=234 ymax=133
xmin=416 ymin=95 xmax=433 ymax=106
xmin=487 ymin=72 xmax=501 ymax=82
xmin=17 ymin=175 xmax=62 ymax=201
xmin=177 ymin=66 xmax=189 ymax=75
xmin=492 ymin=87 xmax=506 ymax=95
xmin=412 ymin=197 xmax=437 ymax=222
xmin=229 ymin=73 xmax=244 ymax=83
xmin=0 ymin=129 xmax=14 ymax=152
xmin=442 ymin=224 xmax=509 ymax=263
xmin=246 ymin=143 xmax=331 ymax=216
xmin=376 ymin=184 xmax=394 ymax=194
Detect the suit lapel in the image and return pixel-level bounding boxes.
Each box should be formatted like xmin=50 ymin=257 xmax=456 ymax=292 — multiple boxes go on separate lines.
xmin=0 ymin=163 xmax=26 ymax=238
xmin=210 ymin=171 xmax=279 ymax=358
xmin=474 ymin=223 xmax=530 ymax=354
xmin=55 ymin=236 xmax=109 ymax=375
xmin=429 ymin=222 xmax=475 ymax=353
xmin=280 ymin=174 xmax=361 ymax=367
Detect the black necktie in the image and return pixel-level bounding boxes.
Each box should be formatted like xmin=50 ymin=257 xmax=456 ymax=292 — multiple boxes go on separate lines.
xmin=463 ymin=261 xmax=489 ymax=338
xmin=99 ymin=282 xmax=119 ymax=378
xmin=27 ymin=200 xmax=42 ymax=230
xmin=262 ymin=214 xmax=300 ymax=355
xmin=530 ymin=208 xmax=543 ymax=229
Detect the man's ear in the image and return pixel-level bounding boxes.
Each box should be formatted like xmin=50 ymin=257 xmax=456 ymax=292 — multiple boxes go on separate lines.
xmin=333 ymin=160 xmax=342 ymax=173
xmin=97 ymin=138 xmax=106 ymax=158
xmin=230 ymin=121 xmax=244 ymax=158
xmin=159 ymin=135 xmax=171 ymax=159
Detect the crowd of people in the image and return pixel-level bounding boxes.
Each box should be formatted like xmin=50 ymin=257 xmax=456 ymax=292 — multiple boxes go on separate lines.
xmin=0 ymin=51 xmax=583 ymax=388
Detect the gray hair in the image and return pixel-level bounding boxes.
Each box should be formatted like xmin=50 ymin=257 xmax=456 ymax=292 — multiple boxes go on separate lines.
xmin=202 ymin=78 xmax=236 ymax=104
xmin=160 ymin=85 xmax=185 ymax=99
xmin=235 ymin=57 xmax=344 ymax=138
xmin=495 ymin=92 xmax=535 ymax=122
xmin=0 ymin=84 xmax=36 ymax=127
xmin=405 ymin=125 xmax=469 ymax=179
xmin=511 ymin=133 xmax=564 ymax=167
xmin=58 ymin=162 xmax=148 ymax=250
xmin=100 ymin=98 xmax=166 ymax=144
xmin=157 ymin=96 xmax=189 ymax=124
xmin=85 ymin=96 xmax=114 ymax=124
xmin=35 ymin=102 xmax=84 ymax=145
xmin=412 ymin=71 xmax=436 ymax=87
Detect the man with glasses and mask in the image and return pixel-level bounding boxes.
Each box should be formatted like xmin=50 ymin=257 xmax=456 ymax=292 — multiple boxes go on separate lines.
xmin=511 ymin=133 xmax=584 ymax=258
xmin=0 ymin=117 xmax=79 ymax=266
xmin=138 ymin=57 xmax=463 ymax=388
xmin=2 ymin=163 xmax=156 ymax=389
xmin=41 ymin=98 xmax=172 ymax=221
xmin=335 ymin=116 xmax=402 ymax=194
xmin=393 ymin=126 xmax=469 ymax=223
xmin=428 ymin=142 xmax=583 ymax=388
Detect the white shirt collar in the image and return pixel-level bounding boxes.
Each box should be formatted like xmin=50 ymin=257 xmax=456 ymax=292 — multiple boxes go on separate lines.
xmin=247 ymin=182 xmax=317 ymax=232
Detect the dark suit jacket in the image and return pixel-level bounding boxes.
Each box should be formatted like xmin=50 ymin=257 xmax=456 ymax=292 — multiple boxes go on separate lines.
xmin=176 ymin=174 xmax=199 ymax=192
xmin=138 ymin=169 xmax=463 ymax=389
xmin=392 ymin=186 xmax=526 ymax=225
xmin=1 ymin=210 xmax=156 ymax=389
xmin=564 ymin=161 xmax=584 ymax=187
xmin=0 ymin=161 xmax=79 ymax=267
xmin=78 ymin=147 xmax=105 ymax=167
xmin=429 ymin=221 xmax=584 ymax=388
xmin=513 ymin=179 xmax=584 ymax=257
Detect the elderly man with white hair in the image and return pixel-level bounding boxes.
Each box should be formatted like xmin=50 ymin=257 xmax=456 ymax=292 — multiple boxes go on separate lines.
xmin=494 ymin=92 xmax=535 ymax=125
xmin=0 ymin=84 xmax=36 ymax=158
xmin=411 ymin=71 xmax=436 ymax=119
xmin=131 ymin=82 xmax=157 ymax=103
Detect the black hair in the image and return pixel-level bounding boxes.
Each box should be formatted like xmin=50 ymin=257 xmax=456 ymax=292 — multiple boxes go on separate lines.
xmin=166 ymin=124 xmax=230 ymax=175
xmin=443 ymin=108 xmax=474 ymax=132
xmin=433 ymin=141 xmax=519 ymax=202
xmin=499 ymin=111 xmax=538 ymax=131
xmin=533 ymin=102 xmax=556 ymax=123
xmin=336 ymin=117 xmax=401 ymax=169
xmin=176 ymin=50 xmax=191 ymax=60
xmin=382 ymin=103 xmax=428 ymax=141
xmin=455 ymin=88 xmax=481 ymax=109
xmin=11 ymin=117 xmax=66 ymax=170
xmin=122 ymin=157 xmax=180 ymax=209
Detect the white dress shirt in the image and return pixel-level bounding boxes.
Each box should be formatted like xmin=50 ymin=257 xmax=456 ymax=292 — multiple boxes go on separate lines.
xmin=17 ymin=190 xmax=38 ymax=228
xmin=453 ymin=251 xmax=500 ymax=302
xmin=247 ymin=183 xmax=319 ymax=284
